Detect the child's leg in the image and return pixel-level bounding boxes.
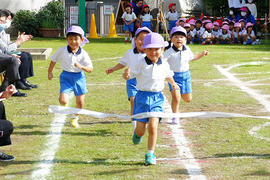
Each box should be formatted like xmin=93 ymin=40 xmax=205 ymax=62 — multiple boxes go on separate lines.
xmin=181 ymin=93 xmax=192 ymax=103
xmin=124 ymin=31 xmax=129 ymax=41
xmin=75 ymin=94 xmax=85 ymax=109
xmin=130 ymin=96 xmax=136 ymax=132
xmin=135 ymin=121 xmax=146 ymax=137
xmin=59 ymin=93 xmax=69 ymax=106
xmin=147 ymin=117 xmax=159 ymax=152
xmin=171 ymin=89 xmax=180 ymax=113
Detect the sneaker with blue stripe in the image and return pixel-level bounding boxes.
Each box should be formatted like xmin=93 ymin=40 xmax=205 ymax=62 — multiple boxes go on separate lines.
xmin=145 ymin=153 xmax=156 ymax=165
xmin=132 ymin=132 xmax=142 ymax=145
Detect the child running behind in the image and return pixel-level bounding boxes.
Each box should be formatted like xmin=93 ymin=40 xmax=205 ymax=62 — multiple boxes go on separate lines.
xmin=123 ymin=32 xmax=178 ymax=165
xmin=106 ymin=27 xmax=152 ymax=132
xmin=48 ymin=25 xmax=93 ymax=128
xmin=140 ymin=4 xmax=153 ymax=30
xmin=164 ymin=26 xmax=208 ymax=124
xmin=122 ymin=3 xmax=137 ymax=42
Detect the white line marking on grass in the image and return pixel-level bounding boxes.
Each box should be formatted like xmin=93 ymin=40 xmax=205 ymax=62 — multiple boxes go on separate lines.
xmin=31 ymin=95 xmax=73 ymax=180
xmin=163 ymin=97 xmax=207 ymax=180
xmin=215 ymin=62 xmax=270 ymax=142
xmin=249 ymin=122 xmax=270 ymax=142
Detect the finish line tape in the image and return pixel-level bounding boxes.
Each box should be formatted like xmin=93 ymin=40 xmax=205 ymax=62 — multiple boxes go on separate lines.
xmin=48 ymin=105 xmax=270 ymax=120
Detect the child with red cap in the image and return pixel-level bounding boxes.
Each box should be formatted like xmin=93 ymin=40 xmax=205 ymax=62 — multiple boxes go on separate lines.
xmin=124 ymin=32 xmax=178 ymax=165
xmin=48 ymin=25 xmax=93 ymax=128
xmin=166 ymin=3 xmax=178 ymax=32
xmin=139 ymin=4 xmax=153 ymax=30
xmin=122 ymin=3 xmax=137 ymax=42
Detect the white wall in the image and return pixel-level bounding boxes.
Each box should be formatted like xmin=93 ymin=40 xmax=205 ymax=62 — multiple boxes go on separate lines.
xmin=1 ymin=0 xmax=54 ymax=13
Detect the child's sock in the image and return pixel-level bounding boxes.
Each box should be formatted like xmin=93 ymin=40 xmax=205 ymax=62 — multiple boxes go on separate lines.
xmin=125 ymin=37 xmax=128 ymax=41
xmin=131 ymin=120 xmax=136 ymax=133
xmin=148 ymin=150 xmax=154 ymax=154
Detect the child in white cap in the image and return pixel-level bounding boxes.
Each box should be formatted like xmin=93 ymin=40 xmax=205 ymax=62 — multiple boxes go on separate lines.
xmin=124 ymin=32 xmax=178 ymax=165
xmin=164 ymin=26 xmax=208 ymax=124
xmin=106 ymin=27 xmax=152 ymax=133
xmin=48 ymin=25 xmax=93 ymax=128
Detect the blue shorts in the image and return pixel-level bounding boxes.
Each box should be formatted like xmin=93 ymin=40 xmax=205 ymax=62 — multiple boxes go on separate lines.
xmin=247 ymin=39 xmax=252 ymax=44
xmin=141 ymin=21 xmax=151 ymax=30
xmin=123 ymin=21 xmax=134 ymax=32
xmin=60 ymin=71 xmax=87 ymax=96
xmin=169 ymin=20 xmax=177 ymax=30
xmin=133 ymin=91 xmax=164 ymax=123
xmin=126 ymin=78 xmax=138 ymax=100
xmin=193 ymin=35 xmax=201 ymax=43
xmin=220 ymin=40 xmax=229 ymax=44
xmin=169 ymin=71 xmax=192 ymax=94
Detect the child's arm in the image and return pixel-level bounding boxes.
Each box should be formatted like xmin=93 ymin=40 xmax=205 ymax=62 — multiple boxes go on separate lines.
xmin=192 ymin=50 xmax=209 ymax=61
xmin=48 ymin=61 xmax=56 ymax=80
xmin=166 ymin=77 xmax=179 ymax=91
xmin=106 ymin=63 xmax=125 ymax=74
xmin=74 ymin=62 xmax=93 ymax=73
xmin=122 ymin=68 xmax=130 ymax=80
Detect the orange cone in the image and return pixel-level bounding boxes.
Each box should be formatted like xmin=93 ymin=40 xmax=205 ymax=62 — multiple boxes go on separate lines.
xmin=89 ymin=13 xmax=100 ymax=39
xmin=108 ymin=13 xmax=118 ymax=38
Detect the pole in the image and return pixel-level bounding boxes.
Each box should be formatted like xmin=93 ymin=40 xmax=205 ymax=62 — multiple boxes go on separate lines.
xmin=79 ymin=0 xmax=86 ymax=31
xmin=159 ymin=0 xmax=169 ymax=39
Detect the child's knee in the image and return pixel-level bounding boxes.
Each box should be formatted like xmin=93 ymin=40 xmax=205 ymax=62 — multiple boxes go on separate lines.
xmin=59 ymin=97 xmax=68 ymax=105
xmin=76 ymin=100 xmax=84 ymax=108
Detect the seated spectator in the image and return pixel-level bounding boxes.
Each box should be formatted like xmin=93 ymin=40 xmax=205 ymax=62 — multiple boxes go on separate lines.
xmin=193 ymin=20 xmax=205 ymax=43
xmin=219 ymin=25 xmax=232 ymax=44
xmin=232 ymin=22 xmax=243 ymax=44
xmin=242 ymin=22 xmax=257 ymax=45
xmin=212 ymin=22 xmax=221 ymax=44
xmin=183 ymin=23 xmax=193 ymax=44
xmin=201 ymin=23 xmax=214 ymax=45
xmin=0 ymin=9 xmax=38 ymax=93
xmin=0 ymin=84 xmax=16 ymax=161
xmin=228 ymin=21 xmax=235 ymax=33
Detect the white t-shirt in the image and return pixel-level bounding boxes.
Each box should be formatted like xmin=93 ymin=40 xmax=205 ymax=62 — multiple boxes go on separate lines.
xmin=119 ymin=48 xmax=146 ymax=67
xmin=122 ymin=12 xmax=137 ymax=21
xmin=202 ymin=30 xmax=213 ymax=38
xmin=219 ymin=32 xmax=231 ymax=40
xmin=166 ymin=11 xmax=178 ymax=21
xmin=245 ymin=3 xmax=257 ymax=18
xmin=233 ymin=31 xmax=242 ymax=38
xmin=242 ymin=30 xmax=255 ymax=39
xmin=50 ymin=46 xmax=93 ymax=73
xmin=188 ymin=30 xmax=195 ymax=38
xmin=130 ymin=56 xmax=174 ymax=92
xmin=212 ymin=29 xmax=221 ymax=38
xmin=194 ymin=27 xmax=205 ymax=36
xmin=164 ymin=45 xmax=194 ymax=73
xmin=140 ymin=14 xmax=153 ymax=22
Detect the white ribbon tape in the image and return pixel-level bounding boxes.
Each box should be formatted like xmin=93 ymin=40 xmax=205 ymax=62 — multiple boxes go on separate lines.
xmin=48 ymin=105 xmax=270 ymax=120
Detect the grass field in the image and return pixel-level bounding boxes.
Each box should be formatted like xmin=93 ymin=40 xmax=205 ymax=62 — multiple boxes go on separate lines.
xmin=0 ymin=37 xmax=270 ymax=180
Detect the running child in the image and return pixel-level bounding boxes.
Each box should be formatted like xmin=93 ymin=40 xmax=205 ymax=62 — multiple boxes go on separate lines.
xmin=166 ymin=3 xmax=178 ymax=32
xmin=122 ymin=3 xmax=137 ymax=42
xmin=140 ymin=4 xmax=153 ymax=30
xmin=48 ymin=25 xmax=93 ymax=128
xmin=164 ymin=26 xmax=208 ymax=124
xmin=123 ymin=32 xmax=178 ymax=165
xmin=106 ymin=27 xmax=152 ymax=132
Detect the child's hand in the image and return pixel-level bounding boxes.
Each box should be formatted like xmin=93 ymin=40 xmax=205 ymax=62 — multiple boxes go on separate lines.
xmin=48 ymin=72 xmax=53 ymax=80
xmin=106 ymin=68 xmax=114 ymax=74
xmin=203 ymin=50 xmax=209 ymax=56
xmin=1 ymin=85 xmax=17 ymax=99
xmin=172 ymin=83 xmax=179 ymax=91
xmin=74 ymin=62 xmax=82 ymax=69
xmin=122 ymin=68 xmax=130 ymax=80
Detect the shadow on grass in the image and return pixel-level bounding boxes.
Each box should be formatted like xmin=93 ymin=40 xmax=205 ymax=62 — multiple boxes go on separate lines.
xmin=0 ymin=158 xmax=144 ymax=167
xmin=214 ymin=153 xmax=270 ymax=159
xmin=13 ymin=129 xmax=115 ymax=137
xmin=244 ymin=169 xmax=270 ymax=176
xmin=80 ymin=120 xmax=130 ymax=125
xmin=0 ymin=168 xmax=38 ymax=175
xmin=170 ymin=169 xmax=189 ymax=175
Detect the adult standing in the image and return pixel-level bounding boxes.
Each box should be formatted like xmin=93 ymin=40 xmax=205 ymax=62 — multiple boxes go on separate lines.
xmin=236 ymin=6 xmax=256 ymax=26
xmin=0 ymin=84 xmax=16 ymax=161
xmin=131 ymin=0 xmax=144 ymax=37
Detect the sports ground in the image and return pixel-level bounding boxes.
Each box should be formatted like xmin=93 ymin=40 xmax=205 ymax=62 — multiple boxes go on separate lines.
xmin=0 ymin=37 xmax=270 ymax=179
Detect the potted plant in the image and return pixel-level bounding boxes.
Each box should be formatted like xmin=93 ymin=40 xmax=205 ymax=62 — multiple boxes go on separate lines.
xmin=37 ymin=1 xmax=65 ymax=37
